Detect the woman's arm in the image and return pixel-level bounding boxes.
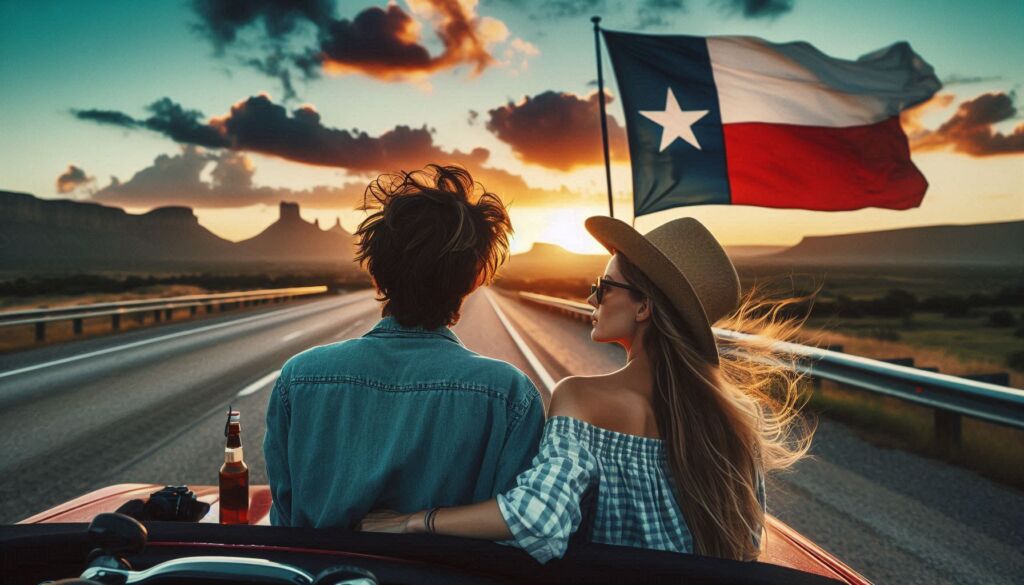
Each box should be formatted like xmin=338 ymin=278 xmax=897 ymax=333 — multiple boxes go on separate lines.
xmin=359 ymin=500 xmax=514 ymax=539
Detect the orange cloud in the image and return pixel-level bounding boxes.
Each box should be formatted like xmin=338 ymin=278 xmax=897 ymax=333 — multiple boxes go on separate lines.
xmin=908 ymin=92 xmax=1024 ymax=156
xmin=315 ymin=0 xmax=520 ymax=81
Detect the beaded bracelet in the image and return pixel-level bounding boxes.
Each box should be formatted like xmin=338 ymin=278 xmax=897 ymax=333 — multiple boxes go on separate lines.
xmin=424 ymin=506 xmax=443 ymax=534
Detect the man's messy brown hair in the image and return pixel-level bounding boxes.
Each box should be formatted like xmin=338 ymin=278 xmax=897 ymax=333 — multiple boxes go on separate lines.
xmin=355 ymin=164 xmax=513 ymax=329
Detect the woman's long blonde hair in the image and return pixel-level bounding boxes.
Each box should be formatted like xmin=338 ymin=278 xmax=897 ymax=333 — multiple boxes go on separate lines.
xmin=616 ymin=254 xmax=816 ymax=561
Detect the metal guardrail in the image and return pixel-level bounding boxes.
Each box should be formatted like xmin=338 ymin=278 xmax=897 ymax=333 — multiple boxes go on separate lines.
xmin=516 ymin=291 xmax=1024 ymax=450
xmin=0 ymin=286 xmax=329 ymax=341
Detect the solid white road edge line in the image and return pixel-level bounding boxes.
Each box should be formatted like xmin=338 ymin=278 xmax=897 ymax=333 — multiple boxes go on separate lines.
xmin=236 ymin=369 xmax=281 ymax=397
xmin=483 ymin=288 xmax=557 ymax=395
xmin=0 ymin=292 xmax=367 ymax=381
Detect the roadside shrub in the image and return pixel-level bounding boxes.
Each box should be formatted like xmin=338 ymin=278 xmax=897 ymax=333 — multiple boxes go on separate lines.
xmin=866 ymin=289 xmax=917 ymax=318
xmin=989 ymin=310 xmax=1016 ymax=327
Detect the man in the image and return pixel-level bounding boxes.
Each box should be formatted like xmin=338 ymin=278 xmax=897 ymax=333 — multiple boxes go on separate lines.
xmin=264 ymin=164 xmax=544 ymax=528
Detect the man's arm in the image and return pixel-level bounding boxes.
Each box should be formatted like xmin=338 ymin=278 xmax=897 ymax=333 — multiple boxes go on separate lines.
xmin=493 ymin=375 xmax=545 ymax=493
xmin=263 ymin=375 xmax=293 ymax=526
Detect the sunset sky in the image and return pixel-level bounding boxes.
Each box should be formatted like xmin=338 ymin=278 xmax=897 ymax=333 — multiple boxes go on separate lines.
xmin=1 ymin=0 xmax=1022 ymax=254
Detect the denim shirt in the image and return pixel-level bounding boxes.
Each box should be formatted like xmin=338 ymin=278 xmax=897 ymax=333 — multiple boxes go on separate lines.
xmin=264 ymin=316 xmax=545 ymax=528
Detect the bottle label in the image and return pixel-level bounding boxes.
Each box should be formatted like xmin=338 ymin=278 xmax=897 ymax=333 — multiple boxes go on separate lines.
xmin=225 ymin=447 xmax=244 ymax=463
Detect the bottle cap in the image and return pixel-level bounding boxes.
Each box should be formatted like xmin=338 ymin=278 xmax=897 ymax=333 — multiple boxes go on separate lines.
xmin=224 ymin=406 xmax=241 ymax=436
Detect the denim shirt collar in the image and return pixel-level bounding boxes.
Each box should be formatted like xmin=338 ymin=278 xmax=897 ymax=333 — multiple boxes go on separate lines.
xmin=366 ymin=316 xmax=463 ymax=345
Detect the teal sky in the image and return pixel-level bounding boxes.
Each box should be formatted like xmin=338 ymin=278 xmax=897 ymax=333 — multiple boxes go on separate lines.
xmin=1 ymin=0 xmax=1021 ymax=251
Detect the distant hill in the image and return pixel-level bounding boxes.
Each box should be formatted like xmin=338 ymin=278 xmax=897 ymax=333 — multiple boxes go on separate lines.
xmin=501 ymin=242 xmax=801 ymax=281
xmin=0 ymin=190 xmax=248 ymax=272
xmin=237 ymin=202 xmax=355 ymax=263
xmin=0 ymin=191 xmax=358 ymax=274
xmin=501 ymin=242 xmax=609 ymax=281
xmin=725 ymin=245 xmax=789 ymax=258
xmin=765 ymin=220 xmax=1024 ymax=266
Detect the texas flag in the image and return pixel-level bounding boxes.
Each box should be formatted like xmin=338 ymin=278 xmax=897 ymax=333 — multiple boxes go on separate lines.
xmin=601 ymin=30 xmax=942 ymax=217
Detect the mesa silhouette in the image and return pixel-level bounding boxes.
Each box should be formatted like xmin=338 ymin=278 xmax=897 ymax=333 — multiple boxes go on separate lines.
xmin=0 ymin=191 xmax=357 ymax=274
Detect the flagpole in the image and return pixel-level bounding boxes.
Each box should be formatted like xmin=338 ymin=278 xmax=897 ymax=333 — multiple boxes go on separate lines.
xmin=591 ymin=16 xmax=614 ymax=219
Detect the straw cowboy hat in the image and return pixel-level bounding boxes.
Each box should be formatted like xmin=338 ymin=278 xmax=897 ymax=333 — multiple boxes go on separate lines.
xmin=585 ymin=216 xmax=741 ymax=365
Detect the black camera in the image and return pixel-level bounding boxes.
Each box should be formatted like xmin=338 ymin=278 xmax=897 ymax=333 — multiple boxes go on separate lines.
xmin=146 ymin=485 xmax=207 ymax=521
xmin=115 ymin=485 xmax=210 ymax=522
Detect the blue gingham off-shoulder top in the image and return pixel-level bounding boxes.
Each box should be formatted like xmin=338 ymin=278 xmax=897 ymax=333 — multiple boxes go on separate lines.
xmin=496 ymin=416 xmax=766 ymax=563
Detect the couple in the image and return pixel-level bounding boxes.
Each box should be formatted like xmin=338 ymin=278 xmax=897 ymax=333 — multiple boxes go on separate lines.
xmin=264 ymin=165 xmax=811 ymax=563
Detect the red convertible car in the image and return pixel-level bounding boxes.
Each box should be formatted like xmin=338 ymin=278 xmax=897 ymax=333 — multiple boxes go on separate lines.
xmin=1 ymin=483 xmax=871 ymax=584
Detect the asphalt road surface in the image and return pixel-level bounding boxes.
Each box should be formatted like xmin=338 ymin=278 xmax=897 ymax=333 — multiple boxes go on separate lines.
xmin=1 ymin=287 xmax=1021 ymax=584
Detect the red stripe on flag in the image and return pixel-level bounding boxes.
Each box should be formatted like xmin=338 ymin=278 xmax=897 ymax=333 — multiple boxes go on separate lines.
xmin=723 ymin=117 xmax=927 ymax=211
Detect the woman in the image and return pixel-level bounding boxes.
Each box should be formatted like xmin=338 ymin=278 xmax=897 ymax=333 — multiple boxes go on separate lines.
xmin=360 ymin=216 xmax=814 ymax=563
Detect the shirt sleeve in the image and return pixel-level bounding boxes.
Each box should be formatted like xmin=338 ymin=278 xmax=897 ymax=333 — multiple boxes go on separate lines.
xmin=496 ymin=423 xmax=598 ymax=564
xmin=263 ymin=374 xmax=293 ymax=526
xmin=493 ymin=379 xmax=545 ymax=493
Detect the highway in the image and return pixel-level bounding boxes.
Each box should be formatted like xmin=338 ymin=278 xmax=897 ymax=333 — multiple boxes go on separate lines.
xmin=1 ymin=287 xmax=1022 ymax=584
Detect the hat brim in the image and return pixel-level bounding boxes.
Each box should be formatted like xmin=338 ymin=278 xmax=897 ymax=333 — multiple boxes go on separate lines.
xmin=585 ymin=216 xmax=718 ymax=365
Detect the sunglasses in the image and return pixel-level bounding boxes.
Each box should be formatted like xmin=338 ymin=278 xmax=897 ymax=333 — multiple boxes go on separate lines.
xmin=590 ymin=276 xmax=642 ymax=305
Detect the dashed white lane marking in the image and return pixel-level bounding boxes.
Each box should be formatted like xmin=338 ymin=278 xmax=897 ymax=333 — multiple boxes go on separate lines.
xmin=236 ymin=369 xmax=281 ymax=397
xmin=281 ymin=329 xmax=305 ymax=342
xmin=0 ymin=293 xmax=366 ymax=381
xmin=483 ymin=288 xmax=557 ymax=395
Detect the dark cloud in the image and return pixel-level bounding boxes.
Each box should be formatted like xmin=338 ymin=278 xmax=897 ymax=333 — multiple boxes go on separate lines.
xmin=717 ymin=0 xmax=793 ymax=18
xmin=56 ymin=165 xmax=95 ymax=194
xmin=90 ymin=145 xmax=364 ymax=209
xmin=941 ymin=73 xmax=1003 ymax=86
xmin=78 ymin=93 xmax=589 ymax=207
xmin=486 ymin=90 xmax=628 ymax=170
xmin=245 ymin=47 xmax=300 ymax=101
xmin=636 ymin=0 xmax=685 ymax=29
xmin=487 ymin=0 xmax=667 ymax=27
xmin=73 ymin=99 xmax=229 ymax=148
xmin=909 ymin=92 xmax=1024 ymax=156
xmin=144 ymin=98 xmax=232 ymax=148
xmin=75 ymin=94 xmax=449 ymax=170
xmin=210 ymin=94 xmax=455 ymax=169
xmin=190 ymin=0 xmax=333 ymax=50
xmin=73 ymin=109 xmax=138 ymax=128
xmin=311 ymin=5 xmax=434 ymax=78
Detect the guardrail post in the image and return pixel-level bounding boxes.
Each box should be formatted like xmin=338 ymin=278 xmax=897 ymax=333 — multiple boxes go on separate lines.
xmin=934 ymin=409 xmax=962 ymax=454
xmin=73 ymin=318 xmax=83 ymax=335
xmin=111 ymin=314 xmax=121 ymax=331
xmin=164 ymin=308 xmax=173 ymax=320
xmin=154 ymin=309 xmax=162 ymax=322
xmin=35 ymin=322 xmax=46 ymax=342
xmin=206 ymin=304 xmax=213 ymax=314
xmin=190 ymin=306 xmax=198 ymax=317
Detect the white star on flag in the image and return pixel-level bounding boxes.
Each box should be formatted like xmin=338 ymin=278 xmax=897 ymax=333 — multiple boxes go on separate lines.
xmin=639 ymin=88 xmax=709 ymax=151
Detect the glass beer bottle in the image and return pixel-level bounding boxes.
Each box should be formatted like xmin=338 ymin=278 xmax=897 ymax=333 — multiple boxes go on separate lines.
xmin=219 ymin=409 xmax=249 ymax=524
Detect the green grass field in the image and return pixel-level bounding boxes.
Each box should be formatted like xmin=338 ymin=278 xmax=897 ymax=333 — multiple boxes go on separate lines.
xmin=806 ymin=309 xmax=1024 ymax=371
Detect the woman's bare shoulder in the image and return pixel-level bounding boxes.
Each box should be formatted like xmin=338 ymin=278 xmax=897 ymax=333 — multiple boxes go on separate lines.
xmin=548 ymin=374 xmax=614 ymax=420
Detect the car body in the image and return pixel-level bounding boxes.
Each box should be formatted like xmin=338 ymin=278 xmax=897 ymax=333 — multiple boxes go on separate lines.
xmin=1 ymin=483 xmax=872 ymax=584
